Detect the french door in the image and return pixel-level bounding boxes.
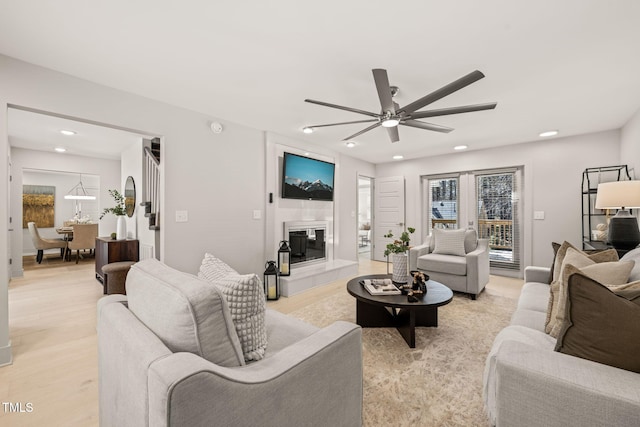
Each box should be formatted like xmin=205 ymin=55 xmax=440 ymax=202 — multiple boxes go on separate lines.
xmin=423 ymin=168 xmax=522 ymax=271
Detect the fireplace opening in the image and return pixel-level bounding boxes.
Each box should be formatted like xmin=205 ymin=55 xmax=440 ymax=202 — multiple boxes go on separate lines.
xmin=283 ymin=221 xmax=328 ymax=267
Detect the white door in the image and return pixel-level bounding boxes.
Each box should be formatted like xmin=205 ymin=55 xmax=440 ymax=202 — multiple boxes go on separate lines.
xmin=373 ymin=176 xmax=405 ymax=261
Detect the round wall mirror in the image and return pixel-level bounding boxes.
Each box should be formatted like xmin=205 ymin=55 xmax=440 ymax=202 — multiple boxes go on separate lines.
xmin=124 ymin=176 xmax=136 ymax=217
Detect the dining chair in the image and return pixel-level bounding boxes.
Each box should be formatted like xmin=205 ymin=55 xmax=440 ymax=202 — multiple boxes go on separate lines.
xmin=67 ymin=223 xmax=98 ymax=264
xmin=27 ymin=222 xmax=68 ymax=264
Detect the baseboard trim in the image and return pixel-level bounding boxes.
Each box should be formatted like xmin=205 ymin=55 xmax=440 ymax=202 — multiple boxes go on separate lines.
xmin=0 ymin=341 xmax=13 ymax=367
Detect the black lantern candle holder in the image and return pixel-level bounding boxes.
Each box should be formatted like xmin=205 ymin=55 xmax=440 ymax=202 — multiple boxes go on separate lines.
xmin=278 ymin=240 xmax=291 ymax=276
xmin=264 ymin=260 xmax=280 ymax=300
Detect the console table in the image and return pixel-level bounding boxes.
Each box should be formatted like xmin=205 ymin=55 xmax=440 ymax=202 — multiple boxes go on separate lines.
xmin=95 ymin=237 xmax=139 ymax=283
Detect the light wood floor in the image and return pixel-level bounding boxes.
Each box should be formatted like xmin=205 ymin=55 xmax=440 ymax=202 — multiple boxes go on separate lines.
xmin=0 ymin=254 xmax=523 ymax=426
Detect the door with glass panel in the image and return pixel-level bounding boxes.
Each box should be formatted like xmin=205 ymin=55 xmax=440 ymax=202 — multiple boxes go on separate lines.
xmin=424 ymin=169 xmax=522 ymax=272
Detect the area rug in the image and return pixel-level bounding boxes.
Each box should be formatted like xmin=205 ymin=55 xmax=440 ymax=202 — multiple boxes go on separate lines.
xmin=289 ymin=290 xmax=517 ymax=427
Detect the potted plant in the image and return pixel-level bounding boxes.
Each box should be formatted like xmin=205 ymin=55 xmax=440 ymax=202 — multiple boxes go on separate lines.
xmin=100 ymin=189 xmax=127 ymax=240
xmin=383 ymin=227 xmax=415 ymax=284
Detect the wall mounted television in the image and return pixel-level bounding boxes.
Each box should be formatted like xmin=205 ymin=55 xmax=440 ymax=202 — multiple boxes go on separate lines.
xmin=282 ymin=152 xmax=334 ymax=201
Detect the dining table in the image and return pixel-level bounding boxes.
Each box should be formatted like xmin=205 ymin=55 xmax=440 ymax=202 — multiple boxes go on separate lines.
xmin=55 ymin=226 xmax=74 ymax=261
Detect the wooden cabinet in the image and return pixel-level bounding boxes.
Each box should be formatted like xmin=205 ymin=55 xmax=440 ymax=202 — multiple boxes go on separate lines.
xmin=95 ymin=237 xmax=139 ymax=282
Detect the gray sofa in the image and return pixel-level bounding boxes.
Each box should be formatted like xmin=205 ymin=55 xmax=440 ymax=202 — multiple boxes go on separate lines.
xmin=409 ymin=229 xmax=490 ymax=299
xmin=97 ymin=259 xmax=363 ymax=427
xmin=483 ymin=263 xmax=640 ymax=426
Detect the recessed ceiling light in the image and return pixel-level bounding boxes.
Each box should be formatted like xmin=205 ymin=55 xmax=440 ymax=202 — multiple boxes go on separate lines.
xmin=345 ymin=141 xmax=356 ymax=148
xmin=302 ymin=126 xmax=314 ymax=134
xmin=539 ymin=130 xmax=558 ymax=137
xmin=393 ymin=155 xmax=404 ymax=160
xmin=54 ymin=147 xmax=67 ymax=153
xmin=454 ymin=145 xmax=468 ymax=151
xmin=60 ymin=130 xmax=76 ymax=136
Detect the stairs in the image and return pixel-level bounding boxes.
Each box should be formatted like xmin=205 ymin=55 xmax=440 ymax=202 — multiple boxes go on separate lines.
xmin=141 ymin=137 xmax=161 ymax=230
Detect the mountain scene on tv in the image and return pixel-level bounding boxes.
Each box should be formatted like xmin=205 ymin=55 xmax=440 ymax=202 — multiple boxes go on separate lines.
xmin=284 ymin=177 xmax=333 ymax=200
xmin=283 ymin=154 xmax=334 ymax=200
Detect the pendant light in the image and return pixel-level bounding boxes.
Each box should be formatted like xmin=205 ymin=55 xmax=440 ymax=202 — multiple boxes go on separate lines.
xmin=64 ymin=174 xmax=96 ymax=200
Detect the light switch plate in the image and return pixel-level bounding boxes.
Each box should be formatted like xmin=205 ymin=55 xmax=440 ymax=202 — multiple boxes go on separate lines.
xmin=253 ymin=210 xmax=261 ymax=220
xmin=175 ymin=210 xmax=188 ymax=222
xmin=534 ymin=211 xmax=545 ymax=220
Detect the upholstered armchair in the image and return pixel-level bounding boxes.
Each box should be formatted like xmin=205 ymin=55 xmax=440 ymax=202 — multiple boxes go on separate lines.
xmin=98 ymin=259 xmax=363 ymax=427
xmin=409 ymin=228 xmax=490 ymax=299
xmin=67 ymin=223 xmax=98 ymax=263
xmin=27 ymin=222 xmax=67 ymax=264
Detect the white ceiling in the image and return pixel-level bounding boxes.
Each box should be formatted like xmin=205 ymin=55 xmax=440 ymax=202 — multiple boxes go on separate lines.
xmin=1 ymin=0 xmax=640 ymax=164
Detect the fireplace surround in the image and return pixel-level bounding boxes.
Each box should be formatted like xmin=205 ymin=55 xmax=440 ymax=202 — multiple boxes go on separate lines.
xmin=283 ymin=220 xmax=329 ymax=267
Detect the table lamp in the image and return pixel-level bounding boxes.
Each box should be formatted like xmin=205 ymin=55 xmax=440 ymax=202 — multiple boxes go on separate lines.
xmin=595 ymin=180 xmax=640 ymax=250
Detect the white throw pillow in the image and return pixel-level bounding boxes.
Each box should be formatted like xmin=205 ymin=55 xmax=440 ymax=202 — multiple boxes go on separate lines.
xmin=198 ymin=253 xmax=267 ymax=362
xmin=198 ymin=253 xmax=238 ymax=281
xmin=210 ymin=273 xmax=268 ymax=362
xmin=432 ymin=228 xmax=467 ymax=257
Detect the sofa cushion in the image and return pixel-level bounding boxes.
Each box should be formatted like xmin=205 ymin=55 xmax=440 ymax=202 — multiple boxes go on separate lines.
xmin=126 ymin=258 xmax=245 ymax=367
xmin=555 ymin=272 xmax=640 ymax=373
xmin=621 ymin=247 xmax=640 ymax=282
xmin=432 ymin=228 xmax=467 ymax=257
xmin=417 ymin=253 xmax=467 ymax=276
xmin=517 ymin=282 xmax=550 ymax=313
xmin=510 ymin=308 xmax=547 ymax=331
xmin=464 ymin=229 xmax=478 ymax=253
xmin=545 ymin=246 xmax=619 ymax=335
xmin=209 ymin=273 xmax=268 ymax=362
xmin=198 ymin=253 xmax=268 ymax=362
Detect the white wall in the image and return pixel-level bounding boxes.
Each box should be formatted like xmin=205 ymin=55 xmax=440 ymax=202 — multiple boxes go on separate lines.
xmin=375 ymin=130 xmax=621 ymax=270
xmin=10 ymin=147 xmax=120 ymax=276
xmin=621 ymin=106 xmax=640 ymax=177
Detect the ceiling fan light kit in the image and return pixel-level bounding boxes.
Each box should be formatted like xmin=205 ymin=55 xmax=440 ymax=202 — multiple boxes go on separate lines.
xmin=304 ymin=69 xmax=497 ymax=144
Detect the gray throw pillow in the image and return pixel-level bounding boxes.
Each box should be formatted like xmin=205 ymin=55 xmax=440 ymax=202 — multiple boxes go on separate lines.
xmin=432 ymin=228 xmax=467 ymax=257
xmin=555 ymin=272 xmax=640 ymax=373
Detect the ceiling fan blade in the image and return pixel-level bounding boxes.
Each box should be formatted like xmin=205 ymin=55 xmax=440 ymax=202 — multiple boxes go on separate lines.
xmin=401 ymin=120 xmax=453 ymax=133
xmin=305 ymin=99 xmax=379 ymax=118
xmin=306 ymin=119 xmax=379 ymax=129
xmin=409 ymin=102 xmax=497 ymax=119
xmin=372 ymin=69 xmax=395 ymax=113
xmin=342 ymin=122 xmax=382 ymax=140
xmin=386 ymin=126 xmax=400 ymax=143
xmin=399 ymin=70 xmax=486 ymax=115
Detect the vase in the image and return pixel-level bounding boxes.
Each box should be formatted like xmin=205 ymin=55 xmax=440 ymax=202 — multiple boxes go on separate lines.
xmin=392 ymin=253 xmax=408 ymax=284
xmin=116 ymin=215 xmax=126 ymax=240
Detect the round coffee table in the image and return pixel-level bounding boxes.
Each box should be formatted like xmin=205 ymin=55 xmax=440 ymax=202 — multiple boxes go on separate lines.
xmin=346 ymin=274 xmax=453 ymax=348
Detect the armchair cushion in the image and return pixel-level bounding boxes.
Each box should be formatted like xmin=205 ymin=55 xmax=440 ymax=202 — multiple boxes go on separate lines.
xmin=432 ymin=228 xmax=467 ymax=256
xmin=127 ymin=259 xmax=245 ymax=367
xmin=417 ymin=253 xmax=467 ymax=276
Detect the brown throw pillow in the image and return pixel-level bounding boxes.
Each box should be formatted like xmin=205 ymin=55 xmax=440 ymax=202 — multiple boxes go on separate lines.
xmin=555 ymin=272 xmax=640 ymax=373
xmin=545 ymin=245 xmax=619 ymax=334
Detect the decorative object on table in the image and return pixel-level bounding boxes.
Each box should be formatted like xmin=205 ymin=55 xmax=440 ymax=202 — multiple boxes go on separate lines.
xmin=406 ymin=270 xmax=428 ymax=302
xmin=110 ymin=232 xmax=117 ymax=240
xmin=595 ymin=180 xmax=640 ymax=250
xmin=277 ymin=240 xmax=291 ymax=276
xmin=360 ymin=278 xmax=401 ymax=295
xmin=100 ymin=189 xmax=127 ymax=240
xmin=383 ymin=227 xmax=415 ymax=284
xmin=595 ymin=223 xmax=608 ymax=241
xmin=263 ymin=260 xmax=280 ymax=300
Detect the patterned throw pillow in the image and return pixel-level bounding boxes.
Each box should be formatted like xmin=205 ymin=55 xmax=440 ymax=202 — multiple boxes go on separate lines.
xmin=198 ymin=253 xmax=267 ymax=362
xmin=211 ymin=273 xmax=267 ymax=362
xmin=198 ymin=252 xmax=238 ymax=281
xmin=432 ymin=228 xmax=467 ymax=257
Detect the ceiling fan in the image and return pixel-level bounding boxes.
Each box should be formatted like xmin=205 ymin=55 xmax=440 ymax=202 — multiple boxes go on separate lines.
xmin=304 ymin=69 xmax=497 ymax=143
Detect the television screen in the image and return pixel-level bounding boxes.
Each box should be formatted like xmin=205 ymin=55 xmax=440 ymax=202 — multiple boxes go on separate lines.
xmin=282 ymin=152 xmax=334 ymax=201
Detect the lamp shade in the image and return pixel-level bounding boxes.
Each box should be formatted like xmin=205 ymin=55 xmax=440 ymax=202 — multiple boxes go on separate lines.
xmin=595 ymin=181 xmax=640 ymax=209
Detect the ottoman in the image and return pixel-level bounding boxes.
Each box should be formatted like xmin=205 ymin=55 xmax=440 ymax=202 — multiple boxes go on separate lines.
xmin=102 ymin=261 xmax=136 ymax=295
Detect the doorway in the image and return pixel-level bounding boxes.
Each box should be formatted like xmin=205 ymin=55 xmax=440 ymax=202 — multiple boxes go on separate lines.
xmin=357 ymin=176 xmax=373 ymax=259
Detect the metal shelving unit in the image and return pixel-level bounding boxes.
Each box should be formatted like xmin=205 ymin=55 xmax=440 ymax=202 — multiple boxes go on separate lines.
xmin=582 ymin=165 xmax=631 ymax=250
